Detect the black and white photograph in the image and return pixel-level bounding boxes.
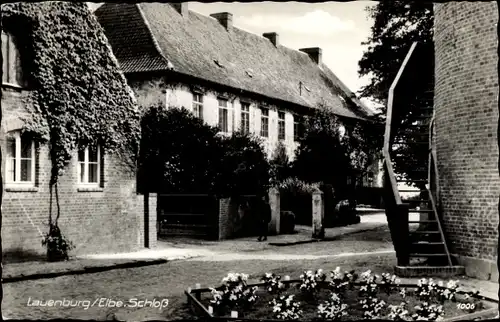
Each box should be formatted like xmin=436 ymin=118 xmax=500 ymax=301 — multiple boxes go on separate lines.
xmin=1 ymin=1 xmax=499 ymax=321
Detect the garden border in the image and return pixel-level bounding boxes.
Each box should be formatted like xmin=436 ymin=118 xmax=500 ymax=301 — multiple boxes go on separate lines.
xmin=184 ymin=279 xmax=499 ymax=321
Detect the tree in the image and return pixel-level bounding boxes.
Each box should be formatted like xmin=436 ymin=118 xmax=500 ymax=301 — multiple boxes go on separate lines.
xmin=293 ymin=107 xmax=351 ymax=196
xmin=358 ymin=2 xmax=434 ymax=187
xmin=358 ymin=1 xmax=434 ymax=107
xmin=138 ymin=106 xmax=221 ymax=194
xmin=269 ymin=141 xmax=291 ymax=186
xmin=216 ymin=131 xmax=271 ymax=197
xmin=139 ymin=107 xmax=270 ymax=197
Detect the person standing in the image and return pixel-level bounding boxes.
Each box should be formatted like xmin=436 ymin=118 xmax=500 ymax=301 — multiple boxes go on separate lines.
xmin=256 ymin=194 xmax=271 ymax=241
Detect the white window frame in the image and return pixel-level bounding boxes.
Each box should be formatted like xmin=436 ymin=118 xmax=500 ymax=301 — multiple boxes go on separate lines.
xmin=241 ymin=102 xmax=250 ymax=134
xmin=192 ymin=92 xmax=204 ymax=119
xmin=260 ymin=107 xmax=269 ymax=138
xmin=77 ymin=145 xmax=101 ymax=186
xmin=2 ymin=30 xmax=23 ymax=87
xmin=218 ymin=98 xmax=230 ymax=133
xmin=5 ymin=131 xmax=35 ymax=187
xmin=278 ymin=111 xmax=286 ymax=141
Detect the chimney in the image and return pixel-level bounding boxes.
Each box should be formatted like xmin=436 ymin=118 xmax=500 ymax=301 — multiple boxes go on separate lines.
xmin=170 ymin=2 xmax=188 ymax=16
xmin=210 ymin=12 xmax=233 ymax=31
xmin=263 ymin=32 xmax=279 ymax=47
xmin=299 ymin=47 xmax=322 ymax=65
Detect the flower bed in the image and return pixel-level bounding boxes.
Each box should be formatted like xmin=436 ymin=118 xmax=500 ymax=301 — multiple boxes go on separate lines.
xmin=185 ymin=269 xmax=498 ymax=321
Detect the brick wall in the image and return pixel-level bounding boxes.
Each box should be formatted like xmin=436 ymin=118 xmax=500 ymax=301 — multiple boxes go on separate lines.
xmin=1 ymin=87 xmax=154 ymax=259
xmin=434 ymin=2 xmax=499 ymax=263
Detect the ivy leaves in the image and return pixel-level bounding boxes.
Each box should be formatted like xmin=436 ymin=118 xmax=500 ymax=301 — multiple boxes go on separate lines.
xmin=2 ymin=2 xmax=140 ymax=183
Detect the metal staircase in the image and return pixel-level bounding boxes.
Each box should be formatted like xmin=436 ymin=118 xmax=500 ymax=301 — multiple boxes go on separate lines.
xmin=382 ymin=42 xmax=459 ymax=272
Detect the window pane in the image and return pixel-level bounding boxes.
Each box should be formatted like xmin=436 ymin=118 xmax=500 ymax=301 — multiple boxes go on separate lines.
xmin=79 ymin=162 xmax=85 ymax=183
xmin=20 ymin=159 xmax=32 ymax=182
xmin=242 ymin=103 xmax=249 ymax=112
xmin=7 ymin=158 xmax=16 ymax=182
xmin=89 ymin=146 xmax=98 ymax=163
xmin=89 ymin=163 xmax=98 ymax=183
xmin=8 ymin=33 xmax=17 ymax=85
xmin=278 ymin=111 xmax=285 ymax=120
xmin=21 ymin=136 xmax=32 ymax=158
xmin=2 ymin=32 xmax=8 ymax=84
xmin=7 ymin=136 xmax=15 ymax=158
xmin=194 ymin=93 xmax=203 ymax=103
xmin=218 ymin=98 xmax=227 ymax=108
xmin=219 ymin=108 xmax=228 ymax=132
xmin=78 ymin=148 xmax=85 ymax=162
xmin=261 ymin=107 xmax=268 ymax=116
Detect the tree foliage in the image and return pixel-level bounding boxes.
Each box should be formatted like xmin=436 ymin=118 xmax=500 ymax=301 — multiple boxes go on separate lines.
xmin=217 ymin=131 xmax=270 ymax=197
xmin=358 ymin=2 xmax=434 ymax=186
xmin=358 ymin=1 xmax=434 ymax=107
xmin=269 ymin=141 xmax=291 ymax=186
xmin=293 ymin=107 xmax=379 ymax=198
xmin=139 ymin=106 xmax=270 ymax=197
xmin=293 ymin=108 xmax=351 ymax=195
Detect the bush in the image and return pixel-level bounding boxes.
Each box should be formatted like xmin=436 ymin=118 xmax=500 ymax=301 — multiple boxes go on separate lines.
xmin=139 ymin=107 xmax=270 ymax=197
xmin=215 ymin=131 xmax=270 ymax=197
xmin=41 ymin=223 xmax=74 ymax=262
xmin=270 ymin=141 xmax=292 ymax=186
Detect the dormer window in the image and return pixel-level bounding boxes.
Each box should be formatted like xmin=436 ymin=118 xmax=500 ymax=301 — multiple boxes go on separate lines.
xmin=2 ymin=30 xmax=24 ymax=87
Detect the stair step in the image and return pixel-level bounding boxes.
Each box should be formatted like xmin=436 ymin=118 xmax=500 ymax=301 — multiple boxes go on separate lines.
xmin=409 ymin=253 xmax=448 ymax=257
xmin=410 ymin=230 xmax=440 ymax=234
xmin=411 ymin=241 xmax=443 ymax=245
xmin=402 ymin=199 xmax=429 ymax=203
xmin=408 ymin=209 xmax=433 ymax=213
xmin=393 ymin=141 xmax=429 ymax=145
xmin=398 ymin=189 xmax=428 ymax=193
xmin=408 ymin=220 xmax=437 ymax=224
xmin=397 ymin=179 xmax=428 ymax=183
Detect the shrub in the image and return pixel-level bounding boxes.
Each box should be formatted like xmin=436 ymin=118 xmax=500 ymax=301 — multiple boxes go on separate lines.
xmin=299 ymin=269 xmax=326 ymax=295
xmin=317 ymin=293 xmax=349 ymax=320
xmin=209 ymin=273 xmax=258 ymax=313
xmin=41 ymin=223 xmax=74 ymax=261
xmin=261 ymin=273 xmax=287 ymax=294
xmin=269 ymin=294 xmax=302 ymax=320
xmin=329 ymin=267 xmax=358 ymax=296
xmin=215 ymin=131 xmax=270 ymax=197
xmin=278 ymin=177 xmax=320 ymax=195
xmin=139 ymin=108 xmax=270 ymax=197
xmin=270 ymin=141 xmax=292 ymax=186
xmin=139 ymin=106 xmax=221 ymax=194
xmin=292 ymin=108 xmax=350 ymax=191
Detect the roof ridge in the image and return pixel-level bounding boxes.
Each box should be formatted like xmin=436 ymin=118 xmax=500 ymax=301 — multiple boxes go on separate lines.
xmin=189 ymin=9 xmax=319 ymax=58
xmin=136 ymin=3 xmax=174 ymax=70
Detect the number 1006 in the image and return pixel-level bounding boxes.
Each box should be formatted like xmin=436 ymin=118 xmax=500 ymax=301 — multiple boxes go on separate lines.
xmin=457 ymin=303 xmax=476 ymax=310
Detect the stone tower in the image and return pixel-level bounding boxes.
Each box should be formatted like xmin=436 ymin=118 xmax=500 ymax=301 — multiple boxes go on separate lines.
xmin=434 ymin=2 xmax=499 ymax=280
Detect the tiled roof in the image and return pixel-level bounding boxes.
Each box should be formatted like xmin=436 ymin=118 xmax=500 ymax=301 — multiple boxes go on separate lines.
xmin=95 ymin=3 xmax=373 ymax=120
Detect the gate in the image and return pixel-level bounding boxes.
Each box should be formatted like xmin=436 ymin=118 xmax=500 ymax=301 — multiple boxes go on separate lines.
xmin=157 ymin=194 xmax=219 ymax=239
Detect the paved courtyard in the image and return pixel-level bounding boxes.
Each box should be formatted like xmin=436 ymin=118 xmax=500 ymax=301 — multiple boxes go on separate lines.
xmin=4 ymin=226 xmax=397 ymax=320
xmin=4 ymin=221 xmax=496 ymax=321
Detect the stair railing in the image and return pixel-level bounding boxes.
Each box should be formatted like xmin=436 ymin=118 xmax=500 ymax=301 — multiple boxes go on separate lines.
xmin=382 ymin=43 xmax=419 ymax=266
xmin=427 ymin=116 xmax=453 ymax=266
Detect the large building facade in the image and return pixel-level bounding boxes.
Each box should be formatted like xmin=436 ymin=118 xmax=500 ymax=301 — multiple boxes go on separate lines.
xmin=95 ymin=3 xmax=379 ymax=171
xmin=434 ymin=1 xmax=499 ymax=280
